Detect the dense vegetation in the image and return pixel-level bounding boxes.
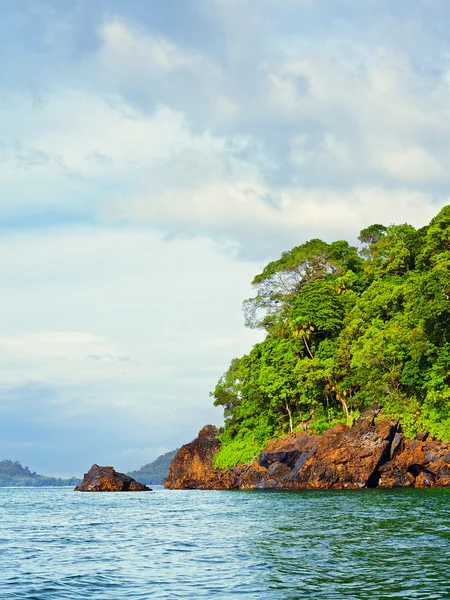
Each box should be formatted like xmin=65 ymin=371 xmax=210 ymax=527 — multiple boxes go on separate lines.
xmin=128 ymin=449 xmax=178 ymax=484
xmin=0 ymin=460 xmax=81 ymax=487
xmin=212 ymin=206 xmax=450 ymax=468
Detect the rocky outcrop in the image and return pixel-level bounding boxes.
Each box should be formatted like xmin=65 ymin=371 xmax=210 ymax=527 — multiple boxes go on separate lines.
xmin=75 ymin=464 xmax=151 ymax=492
xmin=379 ymin=437 xmax=450 ymax=488
xmin=164 ymin=407 xmax=450 ymax=490
xmin=164 ymin=425 xmax=235 ymax=489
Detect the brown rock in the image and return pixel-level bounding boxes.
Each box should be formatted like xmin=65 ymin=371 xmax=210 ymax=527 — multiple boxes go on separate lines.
xmin=239 ymin=463 xmax=270 ymax=489
xmin=379 ymin=438 xmax=450 ymax=488
xmin=289 ymin=418 xmax=396 ymax=489
xmin=323 ymin=422 xmax=348 ymax=436
xmin=164 ymin=425 xmax=233 ymax=489
xmin=264 ymin=431 xmax=317 ymax=453
xmin=267 ymin=462 xmax=292 ymax=481
xmin=415 ymin=471 xmax=434 ymax=487
xmin=75 ymin=464 xmax=151 ymax=492
xmin=163 ymin=419 xmax=450 ymax=491
xmin=374 ymin=418 xmax=396 ymax=440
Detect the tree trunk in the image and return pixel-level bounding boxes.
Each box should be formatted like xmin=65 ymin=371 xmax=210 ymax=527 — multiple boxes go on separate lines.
xmin=285 ymin=401 xmax=293 ymax=433
xmin=340 ymin=397 xmax=349 ymax=420
xmin=303 ymin=336 xmax=314 ymax=359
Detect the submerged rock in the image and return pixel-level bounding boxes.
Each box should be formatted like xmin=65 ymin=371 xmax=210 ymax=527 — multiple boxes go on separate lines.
xmin=75 ymin=464 xmax=151 ymax=492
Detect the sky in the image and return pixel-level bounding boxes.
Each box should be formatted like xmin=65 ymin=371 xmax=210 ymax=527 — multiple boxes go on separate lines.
xmin=1 ymin=0 xmax=449 ymax=477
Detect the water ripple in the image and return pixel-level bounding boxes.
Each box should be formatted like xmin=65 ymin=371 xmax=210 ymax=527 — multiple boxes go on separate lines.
xmin=0 ymin=487 xmax=449 ymax=598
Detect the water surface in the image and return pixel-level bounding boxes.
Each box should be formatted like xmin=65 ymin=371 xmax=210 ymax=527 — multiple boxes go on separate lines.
xmin=1 ymin=486 xmax=449 ymax=599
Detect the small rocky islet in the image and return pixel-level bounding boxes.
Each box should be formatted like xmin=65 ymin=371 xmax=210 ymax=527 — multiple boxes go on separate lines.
xmin=164 ymin=406 xmax=450 ymax=490
xmin=75 ymin=464 xmax=151 ymax=492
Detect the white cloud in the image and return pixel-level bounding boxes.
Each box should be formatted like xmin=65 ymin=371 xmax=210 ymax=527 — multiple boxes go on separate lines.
xmin=2 ymin=16 xmax=450 ymax=254
xmin=264 ymin=49 xmax=450 ymax=186
xmin=97 ymin=19 xmax=202 ymax=76
xmin=0 ymin=224 xmax=262 ymax=392
xmin=376 ymin=146 xmax=443 ymax=182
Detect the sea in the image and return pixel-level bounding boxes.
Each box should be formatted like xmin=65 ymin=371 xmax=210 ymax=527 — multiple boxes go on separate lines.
xmin=1 ymin=486 xmax=449 ymax=599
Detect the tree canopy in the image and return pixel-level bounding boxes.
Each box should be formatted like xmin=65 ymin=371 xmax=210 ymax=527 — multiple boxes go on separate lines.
xmin=212 ymin=206 xmax=450 ymax=467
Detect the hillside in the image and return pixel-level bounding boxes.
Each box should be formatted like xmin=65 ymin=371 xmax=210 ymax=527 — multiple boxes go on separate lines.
xmin=0 ymin=460 xmax=81 ymax=487
xmin=212 ymin=205 xmax=450 ymax=468
xmin=128 ymin=449 xmax=178 ymax=484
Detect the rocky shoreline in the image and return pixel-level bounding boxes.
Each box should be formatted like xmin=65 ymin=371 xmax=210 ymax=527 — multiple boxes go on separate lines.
xmin=164 ymin=408 xmax=450 ymax=490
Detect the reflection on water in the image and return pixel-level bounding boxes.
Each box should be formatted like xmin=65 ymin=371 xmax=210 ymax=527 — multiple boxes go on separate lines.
xmin=0 ymin=486 xmax=449 ymax=599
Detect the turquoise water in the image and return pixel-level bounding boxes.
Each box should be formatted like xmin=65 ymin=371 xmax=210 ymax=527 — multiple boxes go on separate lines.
xmin=1 ymin=486 xmax=449 ymax=599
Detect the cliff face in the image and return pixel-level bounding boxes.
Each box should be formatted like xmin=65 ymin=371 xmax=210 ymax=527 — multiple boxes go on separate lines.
xmin=165 ymin=425 xmax=234 ymax=489
xmin=164 ymin=410 xmax=450 ymax=490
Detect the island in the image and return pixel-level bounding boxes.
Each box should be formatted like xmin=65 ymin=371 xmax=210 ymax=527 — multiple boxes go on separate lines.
xmin=127 ymin=449 xmax=178 ymax=485
xmin=0 ymin=460 xmax=81 ymax=487
xmin=165 ymin=205 xmax=450 ymax=490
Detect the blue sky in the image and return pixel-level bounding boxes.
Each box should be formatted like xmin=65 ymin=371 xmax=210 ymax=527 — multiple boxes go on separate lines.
xmin=1 ymin=0 xmax=449 ymax=476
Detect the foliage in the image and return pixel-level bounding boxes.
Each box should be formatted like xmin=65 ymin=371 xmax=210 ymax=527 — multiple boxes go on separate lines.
xmin=127 ymin=449 xmax=178 ymax=484
xmin=0 ymin=460 xmax=80 ymax=487
xmin=212 ymin=206 xmax=450 ymax=466
xmin=212 ymin=430 xmax=266 ymax=468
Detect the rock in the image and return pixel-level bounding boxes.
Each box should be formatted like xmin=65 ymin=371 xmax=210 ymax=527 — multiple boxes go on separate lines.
xmin=163 ymin=419 xmax=450 ymax=491
xmin=75 ymin=464 xmax=151 ymax=492
xmin=323 ymin=422 xmax=348 ymax=436
xmin=239 ymin=463 xmax=270 ymax=490
xmin=164 ymin=425 xmax=234 ymax=489
xmin=415 ymin=471 xmax=434 ymax=487
xmin=290 ymin=418 xmax=396 ymax=489
xmin=379 ymin=438 xmax=450 ymax=488
xmin=268 ymin=462 xmax=291 ymax=480
xmin=259 ymin=450 xmax=301 ymax=470
xmin=290 ymin=441 xmax=319 ymax=478
xmin=360 ymin=402 xmax=381 ymax=419
xmin=390 ymin=432 xmax=403 ymax=459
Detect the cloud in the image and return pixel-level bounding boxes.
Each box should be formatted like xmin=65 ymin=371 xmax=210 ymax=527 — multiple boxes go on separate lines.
xmin=3 ymin=79 xmax=445 ymax=262
xmin=0 ymin=330 xmax=143 ymax=389
xmin=97 ymin=19 xmax=202 ymax=76
xmin=3 ymin=12 xmax=450 ymax=257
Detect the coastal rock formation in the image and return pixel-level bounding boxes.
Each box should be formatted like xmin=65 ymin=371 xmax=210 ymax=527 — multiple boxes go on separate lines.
xmin=164 ymin=425 xmax=234 ymax=489
xmin=164 ymin=409 xmax=450 ymax=490
xmin=378 ymin=437 xmax=450 ymax=488
xmin=75 ymin=464 xmax=151 ymax=492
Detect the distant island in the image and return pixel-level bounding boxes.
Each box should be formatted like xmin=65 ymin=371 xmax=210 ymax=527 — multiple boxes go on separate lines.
xmin=0 ymin=449 xmax=178 ymax=488
xmin=0 ymin=460 xmax=81 ymax=487
xmin=127 ymin=449 xmax=178 ymax=485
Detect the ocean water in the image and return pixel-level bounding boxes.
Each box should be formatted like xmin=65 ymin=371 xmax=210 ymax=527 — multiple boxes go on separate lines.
xmin=1 ymin=486 xmax=449 ymax=599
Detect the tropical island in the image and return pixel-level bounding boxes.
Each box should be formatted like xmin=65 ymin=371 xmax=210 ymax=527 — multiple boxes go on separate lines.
xmin=165 ymin=205 xmax=450 ymax=490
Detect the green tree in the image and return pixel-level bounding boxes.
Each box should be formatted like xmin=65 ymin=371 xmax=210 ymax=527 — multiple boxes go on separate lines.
xmin=212 ymin=205 xmax=450 ymax=468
